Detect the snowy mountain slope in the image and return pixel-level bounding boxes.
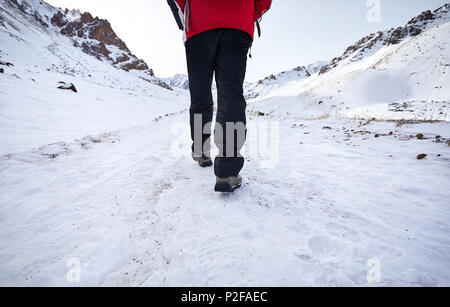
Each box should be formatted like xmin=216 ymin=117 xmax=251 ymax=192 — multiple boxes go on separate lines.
xmin=0 ymin=0 xmax=185 ymax=155
xmin=1 ymin=0 xmax=170 ymax=86
xmin=163 ymin=74 xmax=190 ymax=90
xmin=163 ymin=73 xmax=222 ymax=92
xmin=320 ymin=4 xmax=450 ymax=75
xmin=306 ymin=60 xmax=329 ymax=75
xmin=247 ymin=4 xmax=450 ymax=121
xmin=245 ymin=61 xmax=328 ymax=100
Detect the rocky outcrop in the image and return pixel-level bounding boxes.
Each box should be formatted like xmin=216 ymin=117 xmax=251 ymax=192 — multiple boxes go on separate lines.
xmin=388 ymin=9 xmax=436 ymax=44
xmin=319 ymin=3 xmax=450 ymax=74
xmin=0 ymin=61 xmax=14 ymax=67
xmin=57 ymin=81 xmax=77 ymax=93
xmin=50 ymin=10 xmax=154 ymax=75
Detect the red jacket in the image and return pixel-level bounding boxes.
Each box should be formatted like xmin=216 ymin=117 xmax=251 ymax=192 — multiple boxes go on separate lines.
xmin=172 ymin=0 xmax=272 ymax=41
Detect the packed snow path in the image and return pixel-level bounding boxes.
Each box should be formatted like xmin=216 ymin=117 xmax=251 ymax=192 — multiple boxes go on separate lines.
xmin=0 ymin=112 xmax=449 ymax=286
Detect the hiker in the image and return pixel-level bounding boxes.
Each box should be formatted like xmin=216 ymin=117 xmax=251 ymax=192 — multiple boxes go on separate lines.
xmin=167 ymin=0 xmax=272 ymax=192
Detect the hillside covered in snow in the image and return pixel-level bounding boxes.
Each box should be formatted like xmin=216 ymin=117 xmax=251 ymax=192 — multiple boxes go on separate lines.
xmin=245 ymin=61 xmax=328 ymax=100
xmin=0 ymin=0 xmax=184 ymax=155
xmin=246 ymin=4 xmax=450 ymax=121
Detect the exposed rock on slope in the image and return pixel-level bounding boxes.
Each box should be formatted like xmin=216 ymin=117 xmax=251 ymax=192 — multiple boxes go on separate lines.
xmin=57 ymin=81 xmax=77 ymax=92
xmin=50 ymin=10 xmax=153 ymax=75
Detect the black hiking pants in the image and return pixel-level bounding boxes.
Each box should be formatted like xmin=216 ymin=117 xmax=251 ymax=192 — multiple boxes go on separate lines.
xmin=186 ymin=29 xmax=251 ymax=178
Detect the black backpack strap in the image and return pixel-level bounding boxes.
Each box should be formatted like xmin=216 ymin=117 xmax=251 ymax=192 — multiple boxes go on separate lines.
xmin=254 ymin=0 xmax=262 ymax=37
xmin=256 ymin=19 xmax=261 ymax=37
xmin=167 ymin=0 xmax=184 ymax=30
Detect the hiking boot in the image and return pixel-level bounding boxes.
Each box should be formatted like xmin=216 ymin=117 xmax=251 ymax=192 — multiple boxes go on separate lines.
xmin=192 ymin=153 xmax=213 ymax=167
xmin=214 ymin=175 xmax=242 ymax=192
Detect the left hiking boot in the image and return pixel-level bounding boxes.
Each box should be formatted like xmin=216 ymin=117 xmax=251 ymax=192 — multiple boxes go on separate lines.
xmin=192 ymin=153 xmax=213 ymax=168
xmin=214 ymin=175 xmax=242 ymax=193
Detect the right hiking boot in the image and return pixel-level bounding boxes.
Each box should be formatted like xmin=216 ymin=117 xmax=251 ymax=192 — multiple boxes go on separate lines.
xmin=214 ymin=175 xmax=242 ymax=193
xmin=192 ymin=153 xmax=213 ymax=168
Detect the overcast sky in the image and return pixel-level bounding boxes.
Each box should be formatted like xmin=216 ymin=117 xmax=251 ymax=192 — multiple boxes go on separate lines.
xmin=46 ymin=0 xmax=448 ymax=82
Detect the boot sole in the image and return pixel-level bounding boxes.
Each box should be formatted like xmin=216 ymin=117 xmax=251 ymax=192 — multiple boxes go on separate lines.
xmin=198 ymin=160 xmax=213 ymax=168
xmin=214 ymin=182 xmax=241 ymax=193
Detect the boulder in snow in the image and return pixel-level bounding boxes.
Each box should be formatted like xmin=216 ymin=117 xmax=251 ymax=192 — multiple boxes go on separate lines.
xmin=58 ymin=82 xmax=77 ymax=93
xmin=0 ymin=61 xmax=14 ymax=67
xmin=417 ymin=153 xmax=427 ymax=160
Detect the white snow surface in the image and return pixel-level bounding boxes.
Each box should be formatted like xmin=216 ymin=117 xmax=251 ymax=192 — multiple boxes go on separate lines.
xmin=0 ymin=0 xmax=450 ymax=287
xmin=0 ymin=113 xmax=449 ymax=286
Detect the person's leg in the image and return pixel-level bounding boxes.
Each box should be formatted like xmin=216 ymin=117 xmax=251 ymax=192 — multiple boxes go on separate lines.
xmin=214 ymin=29 xmax=252 ymax=178
xmin=185 ymin=30 xmax=220 ymax=160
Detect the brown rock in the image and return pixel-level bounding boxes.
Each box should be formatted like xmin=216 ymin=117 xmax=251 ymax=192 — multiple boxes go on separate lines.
xmin=50 ymin=9 xmax=158 ymax=84
xmin=416 ymin=133 xmax=424 ymax=139
xmin=121 ymin=59 xmax=151 ymax=73
xmin=0 ymin=68 xmax=4 ymax=73
xmin=50 ymin=11 xmax=67 ymax=27
xmin=113 ymin=54 xmax=130 ymax=64
xmin=80 ymin=12 xmax=94 ymax=24
xmin=417 ymin=154 xmax=427 ymax=160
xmin=0 ymin=61 xmax=14 ymax=67
xmin=58 ymin=82 xmax=77 ymax=93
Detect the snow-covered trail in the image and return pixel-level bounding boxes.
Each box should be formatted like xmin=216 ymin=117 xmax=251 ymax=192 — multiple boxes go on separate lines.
xmin=0 ymin=111 xmax=449 ymax=286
